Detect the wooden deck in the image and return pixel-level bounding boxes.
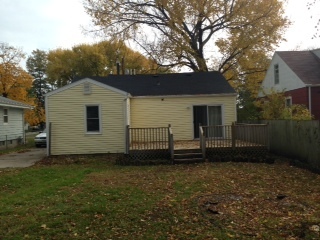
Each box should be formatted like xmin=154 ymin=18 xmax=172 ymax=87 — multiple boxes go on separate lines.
xmin=130 ymin=139 xmax=266 ymax=150
xmin=173 ymin=140 xmax=200 ymax=150
xmin=125 ymin=124 xmax=270 ymax=164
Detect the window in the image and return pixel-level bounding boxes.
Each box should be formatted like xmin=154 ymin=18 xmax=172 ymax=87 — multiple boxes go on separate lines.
xmin=274 ymin=64 xmax=279 ymax=84
xmin=3 ymin=108 xmax=8 ymax=123
xmin=285 ymin=97 xmax=292 ymax=107
xmin=193 ymin=105 xmax=223 ymax=138
xmin=86 ymin=105 xmax=100 ymax=133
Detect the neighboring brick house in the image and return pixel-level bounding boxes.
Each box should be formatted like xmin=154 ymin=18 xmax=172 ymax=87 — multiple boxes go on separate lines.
xmin=259 ymin=49 xmax=320 ymax=119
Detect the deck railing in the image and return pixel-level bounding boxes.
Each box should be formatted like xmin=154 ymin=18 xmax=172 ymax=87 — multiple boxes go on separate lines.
xmin=234 ymin=123 xmax=269 ymax=148
xmin=201 ymin=123 xmax=269 ymax=149
xmin=125 ymin=125 xmax=172 ymax=162
xmin=127 ymin=126 xmax=170 ymax=150
xmin=201 ymin=125 xmax=233 ymax=148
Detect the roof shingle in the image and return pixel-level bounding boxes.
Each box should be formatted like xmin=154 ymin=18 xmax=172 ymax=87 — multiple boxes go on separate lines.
xmin=0 ymin=96 xmax=32 ymax=109
xmin=74 ymin=71 xmax=236 ymax=97
xmin=277 ymin=50 xmax=320 ymax=85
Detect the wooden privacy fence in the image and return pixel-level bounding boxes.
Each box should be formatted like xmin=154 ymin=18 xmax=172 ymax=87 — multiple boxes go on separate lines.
xmin=200 ymin=123 xmax=269 ymax=160
xmin=125 ymin=125 xmax=173 ymax=162
xmin=263 ymin=120 xmax=320 ymax=171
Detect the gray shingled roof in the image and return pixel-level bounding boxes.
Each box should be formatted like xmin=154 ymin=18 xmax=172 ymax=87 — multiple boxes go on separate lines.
xmin=0 ymin=96 xmax=32 ymax=109
xmin=74 ymin=71 xmax=236 ymax=97
xmin=277 ymin=50 xmax=320 ymax=85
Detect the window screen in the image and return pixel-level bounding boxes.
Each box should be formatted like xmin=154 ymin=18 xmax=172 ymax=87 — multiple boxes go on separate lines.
xmin=3 ymin=109 xmax=8 ymax=123
xmin=86 ymin=106 xmax=100 ymax=132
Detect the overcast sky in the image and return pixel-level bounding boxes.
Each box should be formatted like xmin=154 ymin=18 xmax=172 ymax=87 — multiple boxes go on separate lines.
xmin=0 ymin=0 xmax=319 ymax=68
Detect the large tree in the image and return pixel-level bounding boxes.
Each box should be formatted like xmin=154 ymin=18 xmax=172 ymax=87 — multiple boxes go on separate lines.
xmin=46 ymin=48 xmax=76 ymax=88
xmin=84 ymin=0 xmax=289 ymax=74
xmin=46 ymin=40 xmax=157 ymax=88
xmin=26 ymin=49 xmax=50 ymax=107
xmin=26 ymin=49 xmax=50 ymax=127
xmin=0 ymin=43 xmax=33 ymax=101
xmin=0 ymin=43 xmax=41 ymax=125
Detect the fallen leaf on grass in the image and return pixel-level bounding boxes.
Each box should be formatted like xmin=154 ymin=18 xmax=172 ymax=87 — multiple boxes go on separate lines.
xmin=40 ymin=224 xmax=49 ymax=229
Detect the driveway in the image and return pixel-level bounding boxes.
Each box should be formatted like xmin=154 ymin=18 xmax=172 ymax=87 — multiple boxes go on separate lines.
xmin=0 ymin=148 xmax=46 ymax=168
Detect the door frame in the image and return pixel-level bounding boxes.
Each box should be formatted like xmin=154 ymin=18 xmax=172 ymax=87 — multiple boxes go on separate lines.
xmin=193 ymin=105 xmax=208 ymax=139
xmin=192 ymin=104 xmax=224 ymax=139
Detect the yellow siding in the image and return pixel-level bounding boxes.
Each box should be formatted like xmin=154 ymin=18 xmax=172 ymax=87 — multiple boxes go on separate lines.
xmin=47 ymin=83 xmax=126 ymax=155
xmin=131 ymin=95 xmax=236 ymax=140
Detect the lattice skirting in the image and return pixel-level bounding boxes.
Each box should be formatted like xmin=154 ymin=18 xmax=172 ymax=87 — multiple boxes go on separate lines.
xmin=116 ymin=150 xmax=171 ymax=165
xmin=206 ymin=147 xmax=273 ymax=163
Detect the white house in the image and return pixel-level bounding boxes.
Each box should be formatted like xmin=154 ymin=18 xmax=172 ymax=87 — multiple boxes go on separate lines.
xmin=0 ymin=96 xmax=32 ymax=150
xmin=259 ymin=49 xmax=320 ymax=119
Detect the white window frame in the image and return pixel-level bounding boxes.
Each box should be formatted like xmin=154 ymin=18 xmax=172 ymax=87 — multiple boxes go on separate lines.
xmin=85 ymin=105 xmax=102 ymax=134
xmin=207 ymin=104 xmax=224 ymax=126
xmin=207 ymin=104 xmax=225 ymax=139
xmin=3 ymin=108 xmax=8 ymax=124
xmin=192 ymin=104 xmax=224 ymax=139
xmin=285 ymin=96 xmax=292 ymax=107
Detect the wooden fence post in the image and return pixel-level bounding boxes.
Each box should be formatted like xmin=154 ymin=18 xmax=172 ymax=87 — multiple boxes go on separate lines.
xmin=168 ymin=124 xmax=174 ymax=163
xmin=231 ymin=122 xmax=236 ymax=149
xmin=125 ymin=125 xmax=130 ymax=154
xmin=48 ymin=122 xmax=52 ymax=156
xmin=266 ymin=123 xmax=270 ymax=151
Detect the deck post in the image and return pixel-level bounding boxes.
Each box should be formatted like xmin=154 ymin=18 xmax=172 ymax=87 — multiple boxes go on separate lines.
xmin=125 ymin=125 xmax=130 ymax=154
xmin=168 ymin=124 xmax=174 ymax=163
xmin=231 ymin=122 xmax=236 ymax=150
xmin=199 ymin=126 xmax=206 ymax=161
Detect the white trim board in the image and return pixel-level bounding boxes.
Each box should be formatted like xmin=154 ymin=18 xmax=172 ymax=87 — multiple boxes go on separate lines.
xmin=45 ymin=78 xmax=130 ymax=97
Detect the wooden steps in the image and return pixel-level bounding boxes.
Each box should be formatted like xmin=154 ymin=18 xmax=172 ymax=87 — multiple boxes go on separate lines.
xmin=173 ymin=149 xmax=204 ymax=164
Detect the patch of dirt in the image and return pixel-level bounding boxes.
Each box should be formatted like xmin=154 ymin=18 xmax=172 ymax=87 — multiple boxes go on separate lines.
xmin=197 ymin=193 xmax=318 ymax=238
xmin=17 ymin=149 xmax=31 ymax=153
xmin=35 ymin=154 xmax=119 ymax=166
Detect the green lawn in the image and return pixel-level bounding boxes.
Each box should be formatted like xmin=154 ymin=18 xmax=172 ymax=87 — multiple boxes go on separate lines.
xmin=0 ymin=155 xmax=320 ymax=239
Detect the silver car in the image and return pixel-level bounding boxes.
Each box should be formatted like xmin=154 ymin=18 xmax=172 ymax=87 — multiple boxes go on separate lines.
xmin=34 ymin=129 xmax=47 ymax=147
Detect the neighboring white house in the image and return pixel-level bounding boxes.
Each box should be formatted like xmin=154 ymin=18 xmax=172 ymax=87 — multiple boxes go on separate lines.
xmin=46 ymin=72 xmax=237 ymax=156
xmin=259 ymin=49 xmax=320 ymax=119
xmin=0 ymin=96 xmax=32 ymax=150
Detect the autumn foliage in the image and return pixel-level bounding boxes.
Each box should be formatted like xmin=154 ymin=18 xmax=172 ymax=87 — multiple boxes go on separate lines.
xmin=257 ymin=90 xmax=313 ymax=120
xmin=84 ymin=0 xmax=289 ymax=77
xmin=46 ymin=40 xmax=158 ymax=88
xmin=0 ymin=43 xmax=42 ymax=125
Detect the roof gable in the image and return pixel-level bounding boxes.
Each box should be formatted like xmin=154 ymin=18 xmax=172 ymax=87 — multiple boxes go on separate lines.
xmin=45 ymin=78 xmax=129 ymax=97
xmin=277 ymin=50 xmax=320 ymax=85
xmin=73 ymin=71 xmax=236 ymax=97
xmin=0 ymin=96 xmax=32 ymax=109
